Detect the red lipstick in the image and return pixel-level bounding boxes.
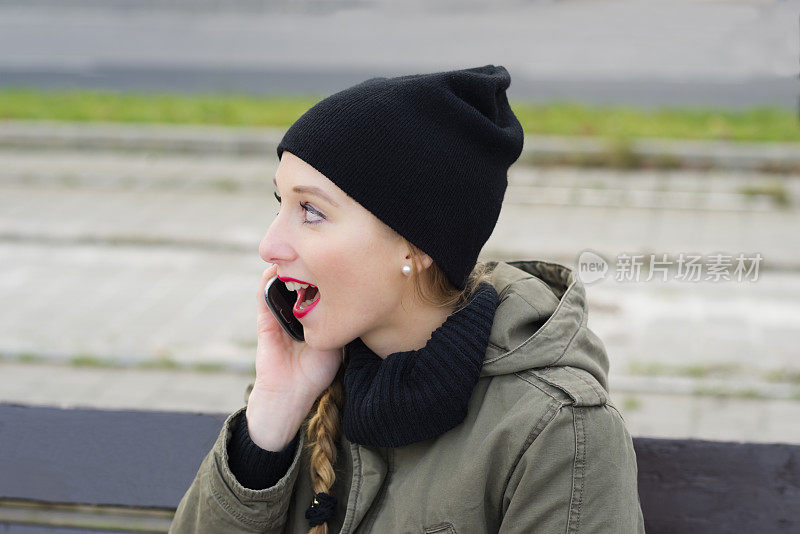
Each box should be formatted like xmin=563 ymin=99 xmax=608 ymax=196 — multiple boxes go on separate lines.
xmin=292 ymin=286 xmax=321 ymax=318
xmin=277 ymin=275 xmax=315 ymax=285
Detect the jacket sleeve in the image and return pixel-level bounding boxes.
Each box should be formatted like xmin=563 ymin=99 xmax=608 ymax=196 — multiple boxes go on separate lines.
xmin=228 ymin=410 xmax=302 ymax=490
xmin=168 ymin=405 xmax=306 ymax=534
xmin=498 ymin=403 xmax=645 ymax=534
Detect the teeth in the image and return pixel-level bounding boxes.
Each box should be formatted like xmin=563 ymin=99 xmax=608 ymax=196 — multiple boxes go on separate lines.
xmin=299 ymin=299 xmax=315 ymax=309
xmin=284 ymin=281 xmax=311 ymax=291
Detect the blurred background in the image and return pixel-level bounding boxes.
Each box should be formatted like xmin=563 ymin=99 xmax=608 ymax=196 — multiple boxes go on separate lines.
xmin=1 ymin=0 xmax=799 ymax=446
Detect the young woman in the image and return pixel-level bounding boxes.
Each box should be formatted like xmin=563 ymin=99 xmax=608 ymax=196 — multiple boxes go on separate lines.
xmin=170 ymin=65 xmax=645 ymax=534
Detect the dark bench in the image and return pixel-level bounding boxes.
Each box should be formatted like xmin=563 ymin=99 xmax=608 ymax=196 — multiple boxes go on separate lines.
xmin=1 ymin=403 xmax=798 ymax=533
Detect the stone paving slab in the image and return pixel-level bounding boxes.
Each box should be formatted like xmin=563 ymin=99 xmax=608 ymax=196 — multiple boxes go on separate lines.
xmin=614 ymin=390 xmax=800 ymax=444
xmin=585 ymin=272 xmax=800 ymax=376
xmin=0 ymin=241 xmax=259 ymax=370
xmin=0 ymin=362 xmax=251 ymax=414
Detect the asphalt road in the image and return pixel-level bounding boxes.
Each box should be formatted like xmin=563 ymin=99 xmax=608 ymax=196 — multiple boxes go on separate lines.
xmin=0 ymin=0 xmax=797 ymax=108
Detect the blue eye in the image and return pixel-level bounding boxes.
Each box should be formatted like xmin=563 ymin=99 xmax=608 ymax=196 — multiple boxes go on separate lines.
xmin=273 ymin=191 xmax=325 ymax=225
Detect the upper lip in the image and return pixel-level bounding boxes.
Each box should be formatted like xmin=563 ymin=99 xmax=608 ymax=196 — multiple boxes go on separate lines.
xmin=277 ymin=275 xmax=316 ymax=287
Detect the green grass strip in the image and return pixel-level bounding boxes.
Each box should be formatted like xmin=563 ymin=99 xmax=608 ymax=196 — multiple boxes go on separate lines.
xmin=1 ymin=87 xmax=799 ymax=143
xmin=513 ymin=101 xmax=800 ymax=143
xmin=0 ymin=87 xmax=319 ymax=128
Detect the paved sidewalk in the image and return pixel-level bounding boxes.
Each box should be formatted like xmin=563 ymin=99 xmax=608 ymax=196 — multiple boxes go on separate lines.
xmin=1 ymin=145 xmax=799 ymax=443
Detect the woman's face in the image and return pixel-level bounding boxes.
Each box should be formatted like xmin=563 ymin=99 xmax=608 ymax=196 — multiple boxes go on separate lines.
xmin=259 ymin=151 xmax=413 ymax=351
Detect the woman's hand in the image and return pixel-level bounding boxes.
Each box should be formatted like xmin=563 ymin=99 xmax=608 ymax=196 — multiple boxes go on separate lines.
xmin=246 ymin=263 xmax=344 ymax=450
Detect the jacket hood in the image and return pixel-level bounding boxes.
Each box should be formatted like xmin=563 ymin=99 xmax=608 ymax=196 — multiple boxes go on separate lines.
xmin=479 ymin=260 xmax=610 ymax=392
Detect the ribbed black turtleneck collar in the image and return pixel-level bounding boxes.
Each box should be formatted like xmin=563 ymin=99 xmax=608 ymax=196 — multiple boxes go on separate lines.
xmin=341 ymin=281 xmax=499 ymax=448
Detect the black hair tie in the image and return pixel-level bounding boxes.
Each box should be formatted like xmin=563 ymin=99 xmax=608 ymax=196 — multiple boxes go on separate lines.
xmin=305 ymin=491 xmax=337 ymax=527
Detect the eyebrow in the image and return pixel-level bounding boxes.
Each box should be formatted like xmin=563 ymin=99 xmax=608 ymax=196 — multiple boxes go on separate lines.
xmin=273 ymin=177 xmax=340 ymax=208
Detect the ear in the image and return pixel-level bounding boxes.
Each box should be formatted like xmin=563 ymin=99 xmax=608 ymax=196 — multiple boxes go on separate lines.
xmin=405 ymin=251 xmax=434 ymax=273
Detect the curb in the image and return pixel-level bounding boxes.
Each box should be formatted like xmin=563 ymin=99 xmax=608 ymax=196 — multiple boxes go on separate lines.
xmin=2 ymin=120 xmax=800 ymax=173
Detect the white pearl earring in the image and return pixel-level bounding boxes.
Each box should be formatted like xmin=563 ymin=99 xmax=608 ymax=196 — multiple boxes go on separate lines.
xmin=401 ymin=265 xmax=412 ymax=275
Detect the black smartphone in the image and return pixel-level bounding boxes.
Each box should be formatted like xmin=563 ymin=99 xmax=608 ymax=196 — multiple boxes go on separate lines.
xmin=264 ymin=275 xmax=305 ymax=342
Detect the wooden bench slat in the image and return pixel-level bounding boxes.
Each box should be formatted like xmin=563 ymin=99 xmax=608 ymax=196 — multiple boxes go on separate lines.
xmin=0 ymin=403 xmax=226 ymax=508
xmin=2 ymin=403 xmax=799 ymax=533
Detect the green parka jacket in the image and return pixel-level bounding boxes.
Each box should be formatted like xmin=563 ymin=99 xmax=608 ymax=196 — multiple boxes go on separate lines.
xmin=169 ymin=259 xmax=645 ymax=533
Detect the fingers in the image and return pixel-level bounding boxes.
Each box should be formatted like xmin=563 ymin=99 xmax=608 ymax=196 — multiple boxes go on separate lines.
xmin=262 ymin=263 xmax=278 ymax=281
xmin=257 ymin=263 xmax=279 ymax=315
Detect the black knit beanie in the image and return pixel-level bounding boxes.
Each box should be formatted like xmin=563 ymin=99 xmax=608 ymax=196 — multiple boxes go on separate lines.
xmin=276 ymin=64 xmax=524 ymax=291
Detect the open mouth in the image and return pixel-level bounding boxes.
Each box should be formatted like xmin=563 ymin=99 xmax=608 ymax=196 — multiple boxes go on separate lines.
xmin=296 ymin=285 xmax=319 ymax=309
xmin=280 ymin=278 xmax=322 ymax=318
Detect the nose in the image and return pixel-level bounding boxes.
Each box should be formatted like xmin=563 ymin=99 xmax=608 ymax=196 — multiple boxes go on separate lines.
xmin=259 ymin=216 xmax=296 ymax=264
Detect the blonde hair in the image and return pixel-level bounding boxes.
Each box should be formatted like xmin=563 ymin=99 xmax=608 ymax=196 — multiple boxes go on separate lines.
xmin=298 ymin=238 xmax=495 ymax=533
